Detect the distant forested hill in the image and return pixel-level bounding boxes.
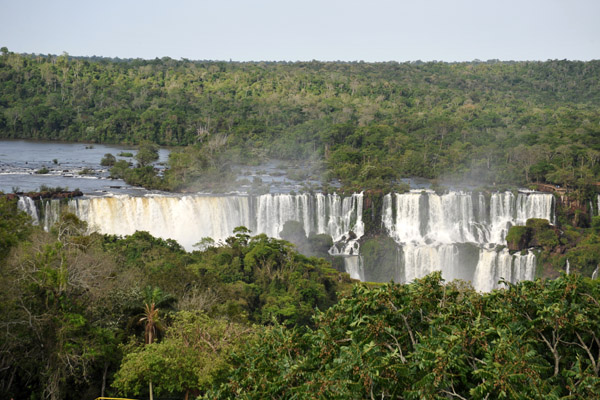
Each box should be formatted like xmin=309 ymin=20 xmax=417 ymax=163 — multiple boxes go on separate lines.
xmin=1 ymin=48 xmax=599 ymax=188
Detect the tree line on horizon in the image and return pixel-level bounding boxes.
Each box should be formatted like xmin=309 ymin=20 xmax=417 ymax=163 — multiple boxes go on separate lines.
xmin=1 ymin=48 xmax=600 ymax=192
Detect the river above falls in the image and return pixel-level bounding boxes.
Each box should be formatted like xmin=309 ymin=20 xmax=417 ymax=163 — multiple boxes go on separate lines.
xmin=0 ymin=140 xmax=170 ymax=194
xmin=0 ymin=140 xmax=437 ymax=195
xmin=0 ymin=140 xmax=341 ymax=195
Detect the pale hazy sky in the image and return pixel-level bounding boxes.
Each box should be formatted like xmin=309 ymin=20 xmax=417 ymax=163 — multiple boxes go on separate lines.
xmin=1 ymin=0 xmax=598 ymax=61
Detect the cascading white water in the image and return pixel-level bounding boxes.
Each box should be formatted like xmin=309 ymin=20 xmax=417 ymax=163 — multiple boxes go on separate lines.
xmin=17 ymin=196 xmax=39 ymax=225
xmin=323 ymin=193 xmax=364 ymax=255
xmin=401 ymin=244 xmax=463 ymax=283
xmin=382 ymin=192 xmax=423 ymax=243
xmin=343 ymin=256 xmax=365 ymax=281
xmin=67 ymin=195 xmax=253 ymax=250
xmin=378 ymin=190 xmax=553 ymax=291
xmin=36 ymin=192 xmax=364 ymax=253
xmin=472 ymin=248 xmax=536 ymax=293
xmin=383 ymin=191 xmax=553 ymax=247
xmin=254 ymin=192 xmax=363 ymax=253
xmin=515 ymin=191 xmax=555 ymax=223
xmin=255 ymin=193 xmax=311 ymax=239
xmin=427 ymin=192 xmax=482 ymax=244
xmin=19 ymin=189 xmax=551 ymax=291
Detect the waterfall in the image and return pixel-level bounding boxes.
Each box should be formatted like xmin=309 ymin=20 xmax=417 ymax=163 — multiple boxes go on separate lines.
xmin=344 ymin=256 xmax=365 ymax=281
xmin=18 ymin=189 xmax=553 ymax=291
xmin=17 ymin=196 xmax=39 ymax=225
xmin=565 ymin=259 xmax=570 ymax=275
xmin=43 ymin=199 xmax=62 ymax=232
xmin=255 ymin=193 xmax=311 ymax=239
xmin=378 ymin=190 xmax=553 ymax=291
xmin=400 ymin=244 xmax=464 ymax=283
xmin=17 ymin=197 xmax=64 ymax=231
xmin=255 ymin=192 xmax=363 ymax=248
xmin=383 ymin=192 xmax=423 ymax=243
xmin=68 ymin=195 xmax=252 ymax=250
xmin=32 ymin=192 xmax=364 ymax=253
xmin=472 ymin=249 xmax=536 ymax=292
xmin=382 ymin=191 xmax=553 ymax=246
xmin=515 ymin=191 xmax=555 ymax=224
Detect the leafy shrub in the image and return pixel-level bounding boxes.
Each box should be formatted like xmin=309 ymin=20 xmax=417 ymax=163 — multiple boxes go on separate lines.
xmin=526 ymin=218 xmax=559 ymax=249
xmin=506 ymin=225 xmax=532 ymax=251
xmin=110 ymin=160 xmax=132 ymax=179
xmin=100 ymin=153 xmax=116 ymax=166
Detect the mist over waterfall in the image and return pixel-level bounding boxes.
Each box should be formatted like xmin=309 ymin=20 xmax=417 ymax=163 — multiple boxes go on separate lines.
xmin=18 ymin=190 xmax=553 ymax=291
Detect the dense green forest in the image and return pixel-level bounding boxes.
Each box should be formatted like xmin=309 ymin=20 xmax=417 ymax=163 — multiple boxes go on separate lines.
xmin=209 ymin=273 xmax=600 ymax=399
xmin=1 ymin=199 xmax=599 ymax=399
xmin=1 ymin=48 xmax=600 ymax=191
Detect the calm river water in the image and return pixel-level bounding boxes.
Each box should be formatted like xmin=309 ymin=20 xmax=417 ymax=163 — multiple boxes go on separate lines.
xmin=0 ymin=140 xmax=169 ymax=194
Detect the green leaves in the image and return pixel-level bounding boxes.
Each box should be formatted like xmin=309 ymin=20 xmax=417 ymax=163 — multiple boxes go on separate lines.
xmin=209 ymin=273 xmax=600 ymax=399
xmin=3 ymin=55 xmax=600 ymax=191
xmin=113 ymin=311 xmax=253 ymax=397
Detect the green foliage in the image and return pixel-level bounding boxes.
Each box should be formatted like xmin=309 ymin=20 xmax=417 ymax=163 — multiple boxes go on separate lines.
xmin=506 ymin=225 xmax=532 ymax=251
xmin=3 ymin=196 xmax=600 ymax=398
xmin=162 ymin=144 xmax=236 ymax=192
xmin=135 ymin=141 xmax=159 ymax=167
xmin=562 ymin=233 xmax=600 ymax=276
xmin=113 ymin=310 xmax=253 ymax=398
xmin=109 ymin=159 xmax=132 ymax=179
xmin=0 ymin=204 xmax=354 ymax=399
xmin=209 ymin=273 xmax=600 ymax=399
xmin=0 ymin=197 xmax=32 ymax=259
xmin=122 ymin=165 xmax=163 ymax=189
xmin=2 ymin=53 xmax=600 ymax=190
xmin=100 ymin=153 xmax=116 ymax=166
xmin=592 ymin=216 xmax=600 ymax=233
xmin=38 ymin=185 xmax=70 ymax=194
xmin=0 ymin=214 xmax=123 ymax=400
xmin=110 ymin=160 xmax=164 ymax=190
xmin=79 ymin=167 xmax=94 ymax=175
xmin=526 ymin=218 xmax=560 ymax=249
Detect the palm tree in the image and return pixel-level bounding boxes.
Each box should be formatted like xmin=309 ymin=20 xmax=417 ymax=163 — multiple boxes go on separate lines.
xmin=140 ymin=301 xmax=162 ymax=345
xmin=138 ymin=287 xmax=174 ymax=400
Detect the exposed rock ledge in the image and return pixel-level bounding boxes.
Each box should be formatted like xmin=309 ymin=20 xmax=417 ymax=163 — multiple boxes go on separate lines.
xmin=4 ymin=190 xmax=83 ymax=201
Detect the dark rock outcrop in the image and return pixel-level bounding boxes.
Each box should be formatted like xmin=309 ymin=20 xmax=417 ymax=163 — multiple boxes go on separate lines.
xmin=4 ymin=190 xmax=83 ymax=201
